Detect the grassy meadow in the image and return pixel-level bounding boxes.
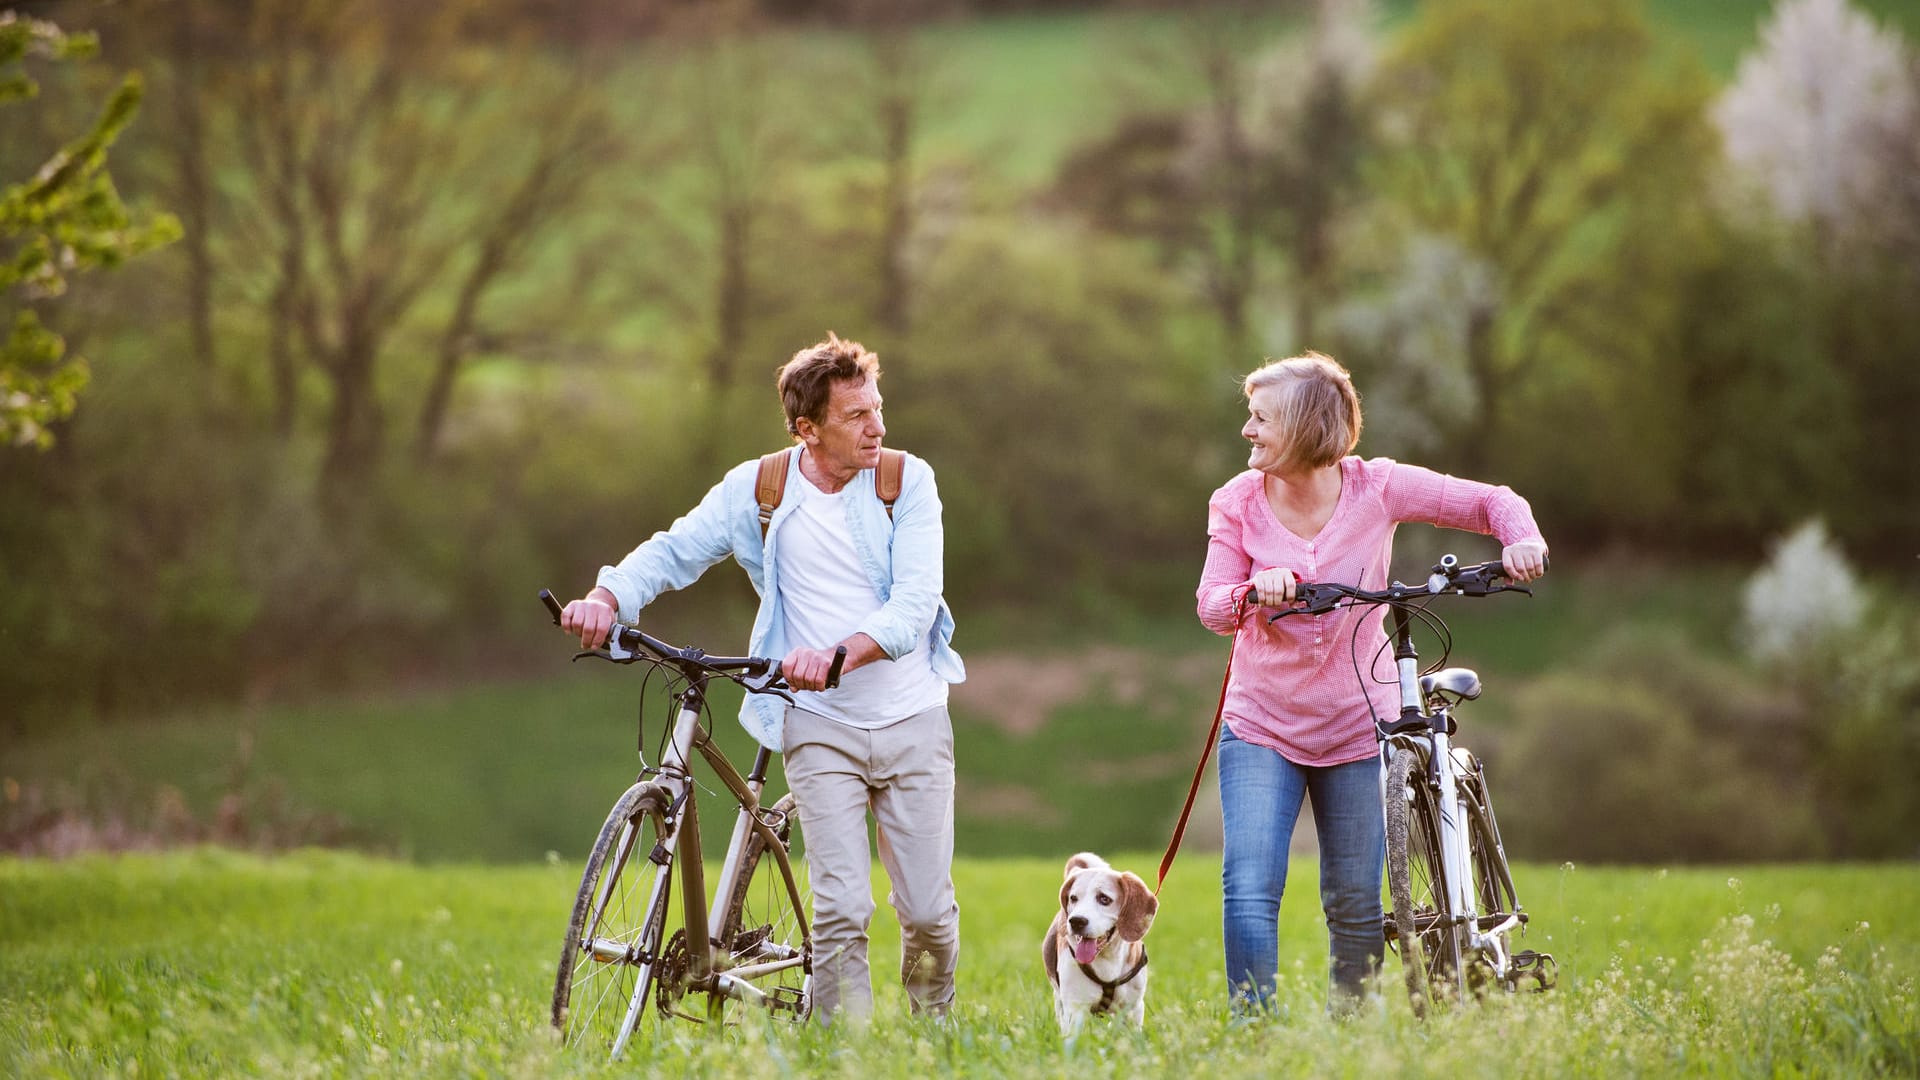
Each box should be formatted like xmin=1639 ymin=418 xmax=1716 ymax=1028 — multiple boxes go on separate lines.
xmin=2 ymin=851 xmax=1914 ymax=1077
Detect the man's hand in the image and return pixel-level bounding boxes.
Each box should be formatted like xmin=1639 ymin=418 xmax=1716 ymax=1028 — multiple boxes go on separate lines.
xmin=560 ymin=588 xmax=619 ymax=649
xmin=1501 ymin=540 xmax=1549 ymax=584
xmin=781 ymin=634 xmax=880 ymax=691
xmin=781 ymin=645 xmax=845 ymax=692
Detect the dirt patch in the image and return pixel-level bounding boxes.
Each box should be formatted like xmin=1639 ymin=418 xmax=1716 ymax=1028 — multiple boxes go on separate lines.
xmin=952 ymin=644 xmax=1228 ymax=736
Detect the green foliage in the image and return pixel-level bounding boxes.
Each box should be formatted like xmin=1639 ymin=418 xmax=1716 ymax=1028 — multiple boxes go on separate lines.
xmin=896 ymin=220 xmax=1225 ymax=609
xmin=1495 ymin=627 xmax=1827 ymax=862
xmin=1364 ymin=0 xmax=1720 ymax=535
xmin=1802 ymin=603 xmax=1920 ymax=858
xmin=0 ymin=13 xmax=178 ymax=449
xmin=0 ymin=852 xmax=1915 ymax=1076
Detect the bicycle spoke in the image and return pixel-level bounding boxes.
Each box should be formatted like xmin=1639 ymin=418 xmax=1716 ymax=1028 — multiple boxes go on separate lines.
xmin=553 ymin=783 xmax=673 ymax=1058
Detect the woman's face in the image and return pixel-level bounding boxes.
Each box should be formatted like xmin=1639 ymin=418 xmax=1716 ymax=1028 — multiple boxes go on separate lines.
xmin=1242 ymin=384 xmax=1289 ymax=473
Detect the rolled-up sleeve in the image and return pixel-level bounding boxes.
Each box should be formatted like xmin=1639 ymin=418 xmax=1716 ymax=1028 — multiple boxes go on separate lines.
xmin=596 ymin=471 xmax=740 ymax=621
xmin=853 ymin=456 xmax=944 ymax=659
xmin=1381 ymin=462 xmax=1544 ymax=547
xmin=1197 ymin=491 xmax=1252 ymax=635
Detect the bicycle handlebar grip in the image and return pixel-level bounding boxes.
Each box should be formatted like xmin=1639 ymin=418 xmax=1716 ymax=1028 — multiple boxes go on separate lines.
xmin=538 ymin=588 xmax=564 ymax=626
xmin=825 ymin=645 xmax=847 ymax=689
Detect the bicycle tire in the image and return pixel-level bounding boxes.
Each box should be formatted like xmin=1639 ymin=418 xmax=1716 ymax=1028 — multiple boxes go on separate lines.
xmin=1385 ymin=745 xmax=1460 ymax=1015
xmin=552 ymin=781 xmax=674 ymax=1058
xmin=715 ymin=793 xmax=811 ymax=1023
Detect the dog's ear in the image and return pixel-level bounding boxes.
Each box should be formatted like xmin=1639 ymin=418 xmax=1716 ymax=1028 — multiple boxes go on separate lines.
xmin=1063 ymin=852 xmax=1102 ymax=880
xmin=1116 ymin=871 xmax=1158 ymax=942
xmin=1059 ymin=868 xmax=1081 ymax=913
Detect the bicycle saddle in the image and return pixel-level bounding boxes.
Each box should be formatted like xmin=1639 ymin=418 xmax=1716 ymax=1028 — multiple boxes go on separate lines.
xmin=1419 ymin=667 xmax=1482 ymax=702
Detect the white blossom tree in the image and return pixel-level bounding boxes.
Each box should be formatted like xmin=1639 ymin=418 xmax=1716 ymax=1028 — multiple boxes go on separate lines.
xmin=1715 ymin=0 xmax=1918 ymax=255
xmin=1741 ymin=519 xmax=1866 ymax=665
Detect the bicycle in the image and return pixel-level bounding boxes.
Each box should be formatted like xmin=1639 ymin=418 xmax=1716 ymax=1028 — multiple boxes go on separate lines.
xmin=1270 ymin=555 xmax=1556 ymax=1017
xmin=538 ymin=589 xmax=844 ymax=1058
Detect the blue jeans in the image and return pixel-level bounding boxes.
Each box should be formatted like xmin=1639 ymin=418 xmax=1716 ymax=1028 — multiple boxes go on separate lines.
xmin=1218 ymin=724 xmax=1384 ymax=1012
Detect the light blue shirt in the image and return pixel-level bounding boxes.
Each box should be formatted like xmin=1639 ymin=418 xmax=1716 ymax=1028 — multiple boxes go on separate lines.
xmin=596 ymin=450 xmax=965 ymax=750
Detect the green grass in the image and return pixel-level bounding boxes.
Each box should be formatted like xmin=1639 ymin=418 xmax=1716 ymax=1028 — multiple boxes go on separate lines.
xmin=2 ymin=851 xmax=1913 ymax=1076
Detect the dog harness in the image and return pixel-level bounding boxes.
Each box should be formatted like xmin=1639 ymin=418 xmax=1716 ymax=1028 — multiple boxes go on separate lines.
xmin=1078 ymin=947 xmax=1150 ymax=1016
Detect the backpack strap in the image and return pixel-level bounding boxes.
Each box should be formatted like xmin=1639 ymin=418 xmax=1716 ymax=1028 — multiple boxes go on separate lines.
xmin=876 ymin=448 xmax=906 ymax=520
xmin=757 ymin=446 xmax=906 ymax=539
xmin=756 ymin=448 xmax=793 ymax=540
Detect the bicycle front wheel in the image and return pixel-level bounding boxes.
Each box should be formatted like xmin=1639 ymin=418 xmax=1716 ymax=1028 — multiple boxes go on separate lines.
xmin=715 ymin=793 xmax=812 ymax=1023
xmin=1385 ymin=745 xmax=1461 ymax=1015
xmin=552 ymin=781 xmax=674 ymax=1058
xmin=1458 ymin=767 xmax=1528 ymax=990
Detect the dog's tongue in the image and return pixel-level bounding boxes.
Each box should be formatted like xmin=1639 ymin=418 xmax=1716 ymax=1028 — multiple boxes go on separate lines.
xmin=1073 ymin=938 xmax=1100 ymax=964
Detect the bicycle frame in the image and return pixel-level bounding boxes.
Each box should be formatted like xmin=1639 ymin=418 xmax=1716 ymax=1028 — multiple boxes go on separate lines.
xmin=604 ymin=669 xmax=812 ymax=1040
xmin=1378 ymin=606 xmax=1523 ymax=985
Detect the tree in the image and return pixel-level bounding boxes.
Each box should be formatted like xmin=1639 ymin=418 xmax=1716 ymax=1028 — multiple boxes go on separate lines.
xmin=1715 ymin=0 xmax=1916 ymax=262
xmin=1055 ymin=0 xmax=1375 ymax=360
xmin=1714 ymin=0 xmax=1920 ymax=554
xmin=1247 ymin=0 xmax=1375 ymax=347
xmin=220 ymin=0 xmax=615 ymax=513
xmin=1 ymin=13 xmax=178 ymax=450
xmin=1367 ymin=0 xmax=1716 ymax=519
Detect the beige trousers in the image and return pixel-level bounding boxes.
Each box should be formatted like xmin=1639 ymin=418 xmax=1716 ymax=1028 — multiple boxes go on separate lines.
xmin=782 ymin=703 xmax=958 ymax=1022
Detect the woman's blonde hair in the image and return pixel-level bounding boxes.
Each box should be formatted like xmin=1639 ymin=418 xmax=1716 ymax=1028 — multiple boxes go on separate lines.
xmin=1242 ymin=351 xmax=1363 ymax=472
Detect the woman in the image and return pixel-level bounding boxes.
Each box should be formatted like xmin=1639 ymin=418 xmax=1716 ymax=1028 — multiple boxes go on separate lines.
xmin=1195 ymin=352 xmax=1548 ymax=1014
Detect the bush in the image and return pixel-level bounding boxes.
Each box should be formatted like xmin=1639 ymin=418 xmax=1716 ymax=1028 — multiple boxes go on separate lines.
xmin=1495 ymin=627 xmax=1825 ymax=862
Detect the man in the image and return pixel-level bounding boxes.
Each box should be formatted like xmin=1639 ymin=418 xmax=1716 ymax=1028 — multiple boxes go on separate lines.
xmin=558 ymin=333 xmax=965 ymax=1023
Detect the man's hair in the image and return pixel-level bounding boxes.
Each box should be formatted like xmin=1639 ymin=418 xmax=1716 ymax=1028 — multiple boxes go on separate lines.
xmin=1242 ymin=351 xmax=1363 ymax=472
xmin=777 ymin=333 xmax=881 ymax=437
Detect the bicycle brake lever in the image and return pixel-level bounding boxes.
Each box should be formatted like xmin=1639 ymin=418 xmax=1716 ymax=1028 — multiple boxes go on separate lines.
xmin=1267 ymin=582 xmax=1344 ymax=622
xmin=742 ymin=674 xmax=797 ymax=705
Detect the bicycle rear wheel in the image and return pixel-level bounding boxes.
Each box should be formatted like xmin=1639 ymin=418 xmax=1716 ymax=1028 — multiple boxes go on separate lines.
xmin=552 ymin=782 xmax=674 ymax=1058
xmin=715 ymin=793 xmax=812 ymax=1023
xmin=1385 ymin=745 xmax=1461 ymax=1015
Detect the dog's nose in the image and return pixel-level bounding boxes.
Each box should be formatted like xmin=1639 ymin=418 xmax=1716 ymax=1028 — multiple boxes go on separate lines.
xmin=1068 ymin=915 xmax=1087 ymax=933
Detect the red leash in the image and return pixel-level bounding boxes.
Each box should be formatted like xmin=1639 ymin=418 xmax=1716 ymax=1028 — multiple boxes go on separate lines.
xmin=1155 ymin=584 xmax=1256 ymax=897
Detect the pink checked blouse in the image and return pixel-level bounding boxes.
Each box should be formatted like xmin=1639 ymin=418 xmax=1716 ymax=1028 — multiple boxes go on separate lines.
xmin=1196 ymin=456 xmax=1546 ymax=767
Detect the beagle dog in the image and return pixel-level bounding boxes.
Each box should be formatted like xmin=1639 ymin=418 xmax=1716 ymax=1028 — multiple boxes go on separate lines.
xmin=1040 ymin=852 xmax=1158 ymax=1034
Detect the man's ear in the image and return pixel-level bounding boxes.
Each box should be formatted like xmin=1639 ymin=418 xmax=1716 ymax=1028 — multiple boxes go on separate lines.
xmin=1116 ymin=872 xmax=1158 ymax=942
xmin=793 ymin=415 xmax=819 ymax=446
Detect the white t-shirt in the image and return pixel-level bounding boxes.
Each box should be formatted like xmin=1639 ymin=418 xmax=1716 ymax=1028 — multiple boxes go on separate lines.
xmin=777 ymin=474 xmax=948 ymax=728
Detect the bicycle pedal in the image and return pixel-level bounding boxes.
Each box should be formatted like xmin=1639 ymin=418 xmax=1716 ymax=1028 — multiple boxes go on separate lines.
xmin=1509 ymin=950 xmax=1557 ymax=992
xmin=769 ymin=986 xmax=807 ymax=1019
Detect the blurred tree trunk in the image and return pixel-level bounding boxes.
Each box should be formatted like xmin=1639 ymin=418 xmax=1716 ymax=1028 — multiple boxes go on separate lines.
xmin=414 ymin=89 xmax=610 ymax=464
xmin=166 ymin=8 xmax=218 ymax=373
xmin=681 ymin=20 xmax=778 ymax=465
xmin=870 ymin=24 xmax=925 ymax=340
xmin=1195 ymin=30 xmax=1258 ymax=358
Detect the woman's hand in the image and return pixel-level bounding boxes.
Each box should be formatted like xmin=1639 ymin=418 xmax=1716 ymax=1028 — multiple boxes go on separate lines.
xmin=1250 ymin=567 xmax=1300 ymax=607
xmin=1501 ymin=541 xmax=1549 ymax=584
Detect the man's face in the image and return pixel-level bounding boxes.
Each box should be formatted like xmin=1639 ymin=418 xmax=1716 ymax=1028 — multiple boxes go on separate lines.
xmin=802 ymin=376 xmax=886 ymax=477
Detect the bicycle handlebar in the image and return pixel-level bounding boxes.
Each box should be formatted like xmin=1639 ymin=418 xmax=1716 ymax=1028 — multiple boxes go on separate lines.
xmin=1267 ymin=555 xmax=1533 ymax=622
xmin=538 ymin=589 xmax=845 ymax=691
